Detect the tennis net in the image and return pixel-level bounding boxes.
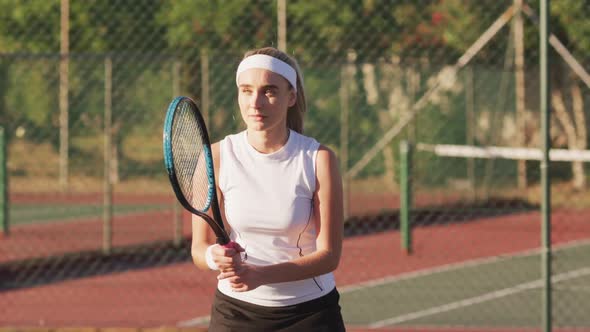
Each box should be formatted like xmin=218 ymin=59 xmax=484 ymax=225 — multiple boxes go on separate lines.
xmin=405 ymin=142 xmax=590 ymax=200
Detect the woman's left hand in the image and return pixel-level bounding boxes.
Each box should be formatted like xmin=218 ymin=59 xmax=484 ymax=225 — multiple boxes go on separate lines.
xmin=216 ymin=263 xmax=264 ymax=292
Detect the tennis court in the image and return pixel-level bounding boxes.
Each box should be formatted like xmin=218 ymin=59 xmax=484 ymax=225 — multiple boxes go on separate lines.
xmin=341 ymin=241 xmax=590 ymax=329
xmin=2 ymin=1 xmax=590 ymax=331
xmin=1 ymin=201 xmax=589 ymax=330
xmin=172 ymin=208 xmax=590 ymax=331
xmin=1 ymin=192 xmax=176 ymax=261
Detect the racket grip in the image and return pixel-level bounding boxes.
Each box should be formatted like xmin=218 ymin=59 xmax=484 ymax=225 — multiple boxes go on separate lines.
xmin=222 ymin=241 xmax=240 ymax=250
xmin=223 ymin=241 xmax=247 ymax=262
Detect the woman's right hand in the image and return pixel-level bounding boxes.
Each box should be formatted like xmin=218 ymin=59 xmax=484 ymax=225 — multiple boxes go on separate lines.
xmin=210 ymin=242 xmax=245 ymax=272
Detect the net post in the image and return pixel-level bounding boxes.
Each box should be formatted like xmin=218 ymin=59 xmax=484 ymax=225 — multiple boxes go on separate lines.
xmin=0 ymin=127 xmax=8 ymax=236
xmin=400 ymin=140 xmax=413 ymax=254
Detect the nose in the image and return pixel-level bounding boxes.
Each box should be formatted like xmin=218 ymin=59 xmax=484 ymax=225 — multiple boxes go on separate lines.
xmin=250 ymin=91 xmax=265 ymax=109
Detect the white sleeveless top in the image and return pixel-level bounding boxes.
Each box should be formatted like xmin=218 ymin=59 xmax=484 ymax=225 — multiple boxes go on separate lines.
xmin=218 ymin=129 xmax=336 ymax=307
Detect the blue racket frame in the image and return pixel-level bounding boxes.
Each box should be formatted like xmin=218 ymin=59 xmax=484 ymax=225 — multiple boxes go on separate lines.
xmin=163 ymin=96 xmax=230 ymax=245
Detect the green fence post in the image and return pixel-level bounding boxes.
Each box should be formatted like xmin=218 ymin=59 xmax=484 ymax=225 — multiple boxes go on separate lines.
xmin=0 ymin=127 xmax=8 ymax=236
xmin=400 ymin=140 xmax=412 ymax=254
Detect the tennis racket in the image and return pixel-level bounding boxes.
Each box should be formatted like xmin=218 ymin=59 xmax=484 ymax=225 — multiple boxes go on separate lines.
xmin=163 ymin=96 xmax=232 ymax=246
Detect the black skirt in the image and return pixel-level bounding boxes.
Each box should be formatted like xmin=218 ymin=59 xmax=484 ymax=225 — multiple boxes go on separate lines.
xmin=208 ymin=287 xmax=346 ymax=332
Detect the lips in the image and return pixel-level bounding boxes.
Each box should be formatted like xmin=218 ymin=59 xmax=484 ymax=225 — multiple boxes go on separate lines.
xmin=250 ymin=114 xmax=266 ymax=120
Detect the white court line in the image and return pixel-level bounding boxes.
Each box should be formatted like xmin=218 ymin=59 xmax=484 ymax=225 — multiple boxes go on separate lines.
xmin=369 ymin=266 xmax=590 ymax=328
xmin=178 ymin=315 xmax=210 ymax=328
xmin=177 ymin=239 xmax=590 ymax=327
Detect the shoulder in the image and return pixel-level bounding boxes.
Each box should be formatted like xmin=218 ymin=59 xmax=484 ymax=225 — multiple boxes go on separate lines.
xmin=291 ymin=132 xmax=337 ymax=168
xmin=212 ymin=131 xmax=245 ymax=163
xmin=314 ymin=144 xmax=342 ymax=195
xmin=315 ymin=144 xmax=340 ymax=184
xmin=211 ymin=141 xmax=221 ymax=167
xmin=211 ymin=133 xmax=235 ymax=165
xmin=316 ymin=144 xmax=338 ymax=170
xmin=291 ymin=131 xmax=321 ymax=153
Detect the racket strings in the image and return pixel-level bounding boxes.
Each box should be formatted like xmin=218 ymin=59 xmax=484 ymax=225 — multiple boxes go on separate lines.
xmin=172 ymin=102 xmax=211 ymax=212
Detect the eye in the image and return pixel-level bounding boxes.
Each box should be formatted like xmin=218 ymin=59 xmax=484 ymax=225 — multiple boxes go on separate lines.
xmin=265 ymin=89 xmax=277 ymax=96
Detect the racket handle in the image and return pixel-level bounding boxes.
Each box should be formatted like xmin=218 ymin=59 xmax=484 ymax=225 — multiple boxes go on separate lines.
xmin=223 ymin=241 xmax=247 ymax=261
xmin=215 ymin=236 xmax=236 ymax=247
xmin=222 ymin=241 xmax=240 ymax=250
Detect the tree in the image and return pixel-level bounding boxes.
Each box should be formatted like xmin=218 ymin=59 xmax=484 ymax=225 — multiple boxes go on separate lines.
xmin=158 ymin=0 xmax=277 ymax=52
xmin=0 ymin=0 xmax=60 ymax=143
xmin=549 ymin=0 xmax=590 ymax=189
xmin=0 ymin=0 xmax=169 ymax=180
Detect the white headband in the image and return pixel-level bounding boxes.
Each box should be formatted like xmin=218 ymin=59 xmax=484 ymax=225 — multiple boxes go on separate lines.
xmin=236 ymin=54 xmax=297 ymax=92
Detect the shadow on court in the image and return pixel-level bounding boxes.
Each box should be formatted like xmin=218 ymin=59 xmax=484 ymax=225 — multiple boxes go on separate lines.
xmin=0 ymin=197 xmax=536 ymax=292
xmin=344 ymin=197 xmax=537 ymax=237
xmin=0 ymin=239 xmax=192 ymax=291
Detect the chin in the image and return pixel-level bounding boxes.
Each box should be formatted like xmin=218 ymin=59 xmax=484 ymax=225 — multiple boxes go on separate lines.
xmin=247 ymin=123 xmax=267 ymax=131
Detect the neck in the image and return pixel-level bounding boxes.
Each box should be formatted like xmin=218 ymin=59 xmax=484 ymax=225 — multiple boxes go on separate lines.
xmin=246 ymin=128 xmax=290 ymax=154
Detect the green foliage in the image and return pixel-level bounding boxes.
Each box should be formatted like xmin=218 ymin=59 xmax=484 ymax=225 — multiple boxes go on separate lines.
xmin=0 ymin=0 xmax=60 ymax=52
xmin=288 ymin=0 xmax=444 ymax=62
xmin=69 ymin=0 xmax=167 ymax=52
xmin=0 ymin=0 xmax=587 ymax=181
xmin=551 ymin=0 xmax=590 ymax=55
xmin=4 ymin=59 xmax=57 ymax=143
xmin=158 ymin=0 xmax=277 ymax=52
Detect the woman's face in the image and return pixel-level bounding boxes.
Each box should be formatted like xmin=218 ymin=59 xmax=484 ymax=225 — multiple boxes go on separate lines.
xmin=237 ymin=68 xmax=296 ymax=132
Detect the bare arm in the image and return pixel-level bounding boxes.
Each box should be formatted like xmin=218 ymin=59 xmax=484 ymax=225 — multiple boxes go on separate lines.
xmin=220 ymin=144 xmax=344 ymax=291
xmin=191 ymin=142 xmax=239 ymax=270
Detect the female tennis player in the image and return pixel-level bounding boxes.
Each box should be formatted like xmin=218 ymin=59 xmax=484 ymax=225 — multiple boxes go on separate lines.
xmin=191 ymin=46 xmax=345 ymax=331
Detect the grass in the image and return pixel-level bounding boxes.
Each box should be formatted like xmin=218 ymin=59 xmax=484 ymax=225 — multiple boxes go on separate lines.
xmin=9 ymin=175 xmax=171 ymax=194
xmin=6 ymin=138 xmax=590 ymax=209
xmin=10 ymin=202 xmax=170 ymax=226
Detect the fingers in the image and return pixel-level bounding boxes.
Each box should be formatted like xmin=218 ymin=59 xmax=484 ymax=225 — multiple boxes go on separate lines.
xmin=216 ymin=265 xmax=260 ymax=292
xmin=217 ymin=263 xmax=246 ymax=278
xmin=229 ymin=283 xmax=249 ymax=292
xmin=212 ymin=244 xmax=241 ymax=257
xmin=209 ymin=243 xmax=251 ymax=289
xmin=216 ymin=273 xmax=249 ymax=292
xmin=217 ymin=265 xmax=245 ymax=280
xmin=210 ymin=244 xmax=242 ymax=270
xmin=216 ymin=270 xmax=237 ymax=280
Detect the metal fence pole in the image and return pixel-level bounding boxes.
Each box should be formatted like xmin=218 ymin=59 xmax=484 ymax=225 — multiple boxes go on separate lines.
xmin=0 ymin=127 xmax=8 ymax=236
xmin=103 ymin=56 xmax=113 ymax=255
xmin=540 ymin=0 xmax=552 ymax=331
xmin=59 ymin=0 xmax=69 ymax=191
xmin=200 ymin=49 xmax=210 ymax=128
xmin=514 ymin=0 xmax=528 ymax=190
xmin=400 ymin=140 xmax=412 ymax=254
xmin=277 ymin=0 xmax=287 ymax=52
xmin=172 ymin=59 xmax=182 ymax=247
xmin=465 ymin=66 xmax=476 ymax=200
xmin=340 ymin=56 xmax=351 ymax=221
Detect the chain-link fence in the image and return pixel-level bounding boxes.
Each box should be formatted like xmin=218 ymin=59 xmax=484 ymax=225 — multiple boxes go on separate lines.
xmin=1 ymin=0 xmax=589 ymax=330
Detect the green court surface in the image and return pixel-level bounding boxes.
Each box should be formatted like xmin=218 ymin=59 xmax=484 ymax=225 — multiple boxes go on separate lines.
xmin=340 ymin=241 xmax=590 ymax=329
xmin=10 ymin=203 xmax=170 ymax=226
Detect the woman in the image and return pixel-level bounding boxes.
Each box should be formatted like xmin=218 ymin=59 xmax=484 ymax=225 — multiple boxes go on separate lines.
xmin=191 ymin=46 xmax=345 ymax=331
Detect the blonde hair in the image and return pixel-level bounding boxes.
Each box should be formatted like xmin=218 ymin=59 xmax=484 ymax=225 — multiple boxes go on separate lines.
xmin=242 ymin=47 xmax=307 ymax=134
